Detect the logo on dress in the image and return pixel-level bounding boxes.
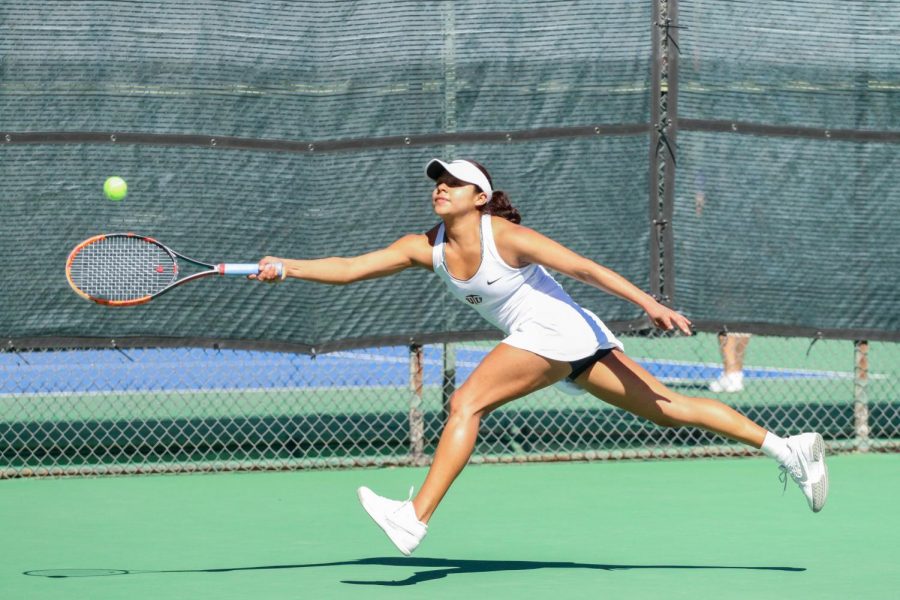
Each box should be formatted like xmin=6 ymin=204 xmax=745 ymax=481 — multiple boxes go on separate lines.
xmin=465 ymin=294 xmax=483 ymax=305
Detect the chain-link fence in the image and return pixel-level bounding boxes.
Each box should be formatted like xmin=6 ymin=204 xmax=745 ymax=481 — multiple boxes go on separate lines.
xmin=2 ymin=331 xmax=896 ymax=478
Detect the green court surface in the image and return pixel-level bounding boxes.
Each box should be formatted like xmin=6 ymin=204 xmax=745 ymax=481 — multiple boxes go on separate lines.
xmin=1 ymin=454 xmax=897 ymax=599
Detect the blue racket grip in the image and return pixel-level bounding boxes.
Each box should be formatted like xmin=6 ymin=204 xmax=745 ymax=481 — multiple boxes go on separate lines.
xmin=219 ymin=262 xmax=284 ymax=279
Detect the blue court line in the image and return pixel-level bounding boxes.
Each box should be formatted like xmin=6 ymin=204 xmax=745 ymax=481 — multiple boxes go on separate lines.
xmin=0 ymin=347 xmax=877 ymax=395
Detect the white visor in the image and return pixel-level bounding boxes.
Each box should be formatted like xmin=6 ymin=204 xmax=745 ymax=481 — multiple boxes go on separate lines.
xmin=425 ymin=159 xmax=493 ymax=201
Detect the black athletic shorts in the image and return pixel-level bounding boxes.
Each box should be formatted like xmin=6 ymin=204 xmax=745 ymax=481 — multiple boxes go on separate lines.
xmin=566 ymin=347 xmax=615 ymax=382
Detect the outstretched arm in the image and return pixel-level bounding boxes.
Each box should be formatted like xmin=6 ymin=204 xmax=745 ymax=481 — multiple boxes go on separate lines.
xmin=498 ymin=222 xmax=693 ymax=335
xmin=252 ymin=233 xmax=433 ymax=285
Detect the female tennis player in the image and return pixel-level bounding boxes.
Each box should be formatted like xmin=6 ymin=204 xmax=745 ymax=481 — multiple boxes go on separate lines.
xmin=253 ymin=159 xmax=828 ymax=555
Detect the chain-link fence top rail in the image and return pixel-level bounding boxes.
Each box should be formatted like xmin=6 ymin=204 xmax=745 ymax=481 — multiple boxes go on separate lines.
xmin=669 ymin=0 xmax=900 ymax=340
xmin=1 ymin=1 xmax=652 ymax=351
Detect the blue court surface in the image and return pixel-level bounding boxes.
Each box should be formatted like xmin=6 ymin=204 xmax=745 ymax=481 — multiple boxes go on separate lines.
xmin=0 ymin=346 xmax=868 ymax=396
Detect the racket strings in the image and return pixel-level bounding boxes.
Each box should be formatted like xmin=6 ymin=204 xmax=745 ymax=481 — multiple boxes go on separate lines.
xmin=69 ymin=236 xmax=177 ymax=301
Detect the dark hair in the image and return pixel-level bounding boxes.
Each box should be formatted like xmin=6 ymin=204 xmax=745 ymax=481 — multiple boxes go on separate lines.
xmin=467 ymin=160 xmax=522 ymax=224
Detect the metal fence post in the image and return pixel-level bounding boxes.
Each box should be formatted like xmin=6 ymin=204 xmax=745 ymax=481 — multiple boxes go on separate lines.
xmin=648 ymin=0 xmax=663 ymax=298
xmin=853 ymin=340 xmax=870 ymax=452
xmin=409 ymin=343 xmax=426 ymax=464
xmin=442 ymin=0 xmax=457 ymax=160
xmin=650 ymin=0 xmax=679 ymax=304
xmin=442 ymin=342 xmax=456 ymax=424
xmin=660 ymin=0 xmax=679 ymax=302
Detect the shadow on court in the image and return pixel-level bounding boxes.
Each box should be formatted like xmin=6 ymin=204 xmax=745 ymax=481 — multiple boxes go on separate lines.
xmin=25 ymin=557 xmax=805 ymax=586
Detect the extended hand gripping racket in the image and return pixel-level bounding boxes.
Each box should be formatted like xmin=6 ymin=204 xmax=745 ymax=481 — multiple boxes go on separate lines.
xmin=66 ymin=233 xmax=283 ymax=306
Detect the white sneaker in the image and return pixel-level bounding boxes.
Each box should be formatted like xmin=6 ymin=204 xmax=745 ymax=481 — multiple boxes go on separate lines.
xmin=779 ymin=433 xmax=829 ymax=512
xmin=357 ymin=486 xmax=427 ymax=556
xmin=709 ymin=371 xmax=744 ymax=393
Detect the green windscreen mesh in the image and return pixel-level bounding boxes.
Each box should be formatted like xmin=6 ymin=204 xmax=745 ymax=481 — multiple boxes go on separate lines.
xmin=2 ymin=138 xmax=649 ymax=349
xmin=674 ymin=133 xmax=900 ymax=333
xmin=3 ymin=1 xmax=896 ymax=348
xmin=0 ymin=1 xmax=652 ymax=350
xmin=0 ymin=1 xmax=651 ymax=138
xmin=678 ymin=1 xmax=898 ymax=130
xmin=673 ymin=1 xmax=899 ymax=336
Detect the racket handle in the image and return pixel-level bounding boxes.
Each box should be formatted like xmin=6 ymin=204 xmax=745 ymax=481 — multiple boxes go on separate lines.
xmin=219 ymin=263 xmax=284 ymax=278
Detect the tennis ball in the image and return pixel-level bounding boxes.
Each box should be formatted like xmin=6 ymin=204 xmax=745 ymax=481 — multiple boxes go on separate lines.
xmin=104 ymin=176 xmax=128 ymax=201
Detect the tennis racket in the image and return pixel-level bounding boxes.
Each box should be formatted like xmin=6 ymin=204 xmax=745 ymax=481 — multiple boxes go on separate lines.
xmin=65 ymin=233 xmax=283 ymax=307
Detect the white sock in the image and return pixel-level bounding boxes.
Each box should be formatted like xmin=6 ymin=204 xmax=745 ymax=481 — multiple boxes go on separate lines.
xmin=760 ymin=431 xmax=793 ymax=465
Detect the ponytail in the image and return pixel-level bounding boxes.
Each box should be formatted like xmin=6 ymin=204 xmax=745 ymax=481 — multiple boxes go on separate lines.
xmin=480 ymin=190 xmax=521 ymax=224
xmin=466 ymin=159 xmax=522 ymax=224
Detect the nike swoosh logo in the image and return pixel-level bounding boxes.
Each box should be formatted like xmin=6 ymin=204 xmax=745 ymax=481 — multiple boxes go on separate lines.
xmin=796 ymin=458 xmax=809 ymax=483
xmin=486 ymin=277 xmax=502 ymax=285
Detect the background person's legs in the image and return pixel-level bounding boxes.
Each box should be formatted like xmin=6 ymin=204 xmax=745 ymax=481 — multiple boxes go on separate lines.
xmin=709 ymin=332 xmax=751 ymax=392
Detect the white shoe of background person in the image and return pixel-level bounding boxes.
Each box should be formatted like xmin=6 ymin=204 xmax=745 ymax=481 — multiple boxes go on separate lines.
xmin=357 ymin=486 xmax=428 ymax=556
xmin=779 ymin=433 xmax=829 ymax=512
xmin=709 ymin=371 xmax=744 ymax=393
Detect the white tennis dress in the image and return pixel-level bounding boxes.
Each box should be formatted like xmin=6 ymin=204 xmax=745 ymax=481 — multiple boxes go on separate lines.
xmin=432 ymin=214 xmax=623 ymax=362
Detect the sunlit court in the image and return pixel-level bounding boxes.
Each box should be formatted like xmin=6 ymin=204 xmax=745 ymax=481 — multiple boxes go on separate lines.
xmin=1 ymin=1 xmax=898 ymax=599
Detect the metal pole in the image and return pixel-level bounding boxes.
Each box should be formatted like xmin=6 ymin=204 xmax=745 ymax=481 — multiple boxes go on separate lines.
xmin=442 ymin=0 xmax=457 ymax=160
xmin=661 ymin=0 xmax=679 ymax=301
xmin=442 ymin=342 xmax=456 ymax=424
xmin=409 ymin=343 xmax=426 ymax=464
xmin=648 ymin=0 xmax=663 ymax=299
xmin=853 ymin=340 xmax=870 ymax=452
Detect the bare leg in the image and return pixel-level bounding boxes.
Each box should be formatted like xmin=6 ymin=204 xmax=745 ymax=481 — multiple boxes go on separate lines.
xmin=412 ymin=343 xmax=570 ymax=523
xmin=578 ymin=349 xmax=766 ymax=447
xmin=719 ymin=332 xmax=750 ymax=374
